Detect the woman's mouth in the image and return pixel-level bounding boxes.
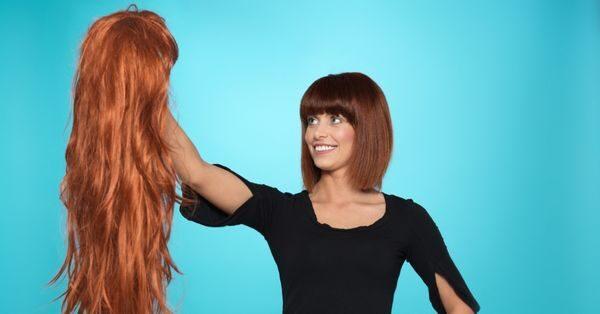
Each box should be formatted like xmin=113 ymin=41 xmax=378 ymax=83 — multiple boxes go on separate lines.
xmin=314 ymin=145 xmax=337 ymax=155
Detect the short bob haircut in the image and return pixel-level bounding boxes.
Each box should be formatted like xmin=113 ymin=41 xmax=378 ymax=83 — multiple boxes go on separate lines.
xmin=300 ymin=72 xmax=393 ymax=193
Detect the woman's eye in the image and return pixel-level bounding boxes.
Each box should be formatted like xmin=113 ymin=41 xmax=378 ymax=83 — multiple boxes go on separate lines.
xmin=307 ymin=115 xmax=342 ymax=125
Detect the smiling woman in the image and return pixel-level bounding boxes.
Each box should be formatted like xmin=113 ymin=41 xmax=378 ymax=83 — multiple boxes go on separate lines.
xmin=177 ymin=72 xmax=480 ymax=313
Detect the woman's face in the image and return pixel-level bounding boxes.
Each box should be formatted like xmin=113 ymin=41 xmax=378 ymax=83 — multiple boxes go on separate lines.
xmin=304 ymin=112 xmax=355 ymax=171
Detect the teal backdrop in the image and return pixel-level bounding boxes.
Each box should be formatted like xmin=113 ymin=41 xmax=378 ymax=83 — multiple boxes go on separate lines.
xmin=1 ymin=0 xmax=598 ymax=313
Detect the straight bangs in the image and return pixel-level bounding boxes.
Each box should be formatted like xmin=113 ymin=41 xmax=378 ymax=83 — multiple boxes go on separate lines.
xmin=300 ymin=75 xmax=359 ymax=129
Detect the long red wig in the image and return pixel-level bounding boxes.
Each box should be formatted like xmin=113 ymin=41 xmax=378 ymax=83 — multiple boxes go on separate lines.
xmin=48 ymin=6 xmax=188 ymax=313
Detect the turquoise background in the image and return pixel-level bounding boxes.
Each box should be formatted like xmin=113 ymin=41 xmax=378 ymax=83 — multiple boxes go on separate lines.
xmin=1 ymin=0 xmax=598 ymax=313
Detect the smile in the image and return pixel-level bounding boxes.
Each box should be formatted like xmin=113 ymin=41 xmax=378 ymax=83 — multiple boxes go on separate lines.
xmin=314 ymin=145 xmax=337 ymax=155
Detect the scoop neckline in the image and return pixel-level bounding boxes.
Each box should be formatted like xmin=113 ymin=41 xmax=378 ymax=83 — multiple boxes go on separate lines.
xmin=300 ymin=189 xmax=390 ymax=233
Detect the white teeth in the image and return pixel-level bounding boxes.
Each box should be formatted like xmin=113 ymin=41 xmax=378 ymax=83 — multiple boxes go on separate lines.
xmin=315 ymin=145 xmax=336 ymax=151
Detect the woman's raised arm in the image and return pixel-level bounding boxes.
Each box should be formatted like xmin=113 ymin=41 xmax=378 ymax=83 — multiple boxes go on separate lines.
xmin=163 ymin=111 xmax=253 ymax=215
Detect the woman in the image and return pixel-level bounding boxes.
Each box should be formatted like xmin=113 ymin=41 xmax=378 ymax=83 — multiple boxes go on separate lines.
xmin=175 ymin=72 xmax=481 ymax=313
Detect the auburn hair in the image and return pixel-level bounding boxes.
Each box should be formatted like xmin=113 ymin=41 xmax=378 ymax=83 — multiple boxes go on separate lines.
xmin=48 ymin=5 xmax=189 ymax=313
xmin=300 ymin=72 xmax=394 ymax=192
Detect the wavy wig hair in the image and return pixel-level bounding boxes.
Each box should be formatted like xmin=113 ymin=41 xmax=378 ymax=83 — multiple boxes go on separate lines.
xmin=300 ymin=72 xmax=394 ymax=192
xmin=48 ymin=6 xmax=187 ymax=314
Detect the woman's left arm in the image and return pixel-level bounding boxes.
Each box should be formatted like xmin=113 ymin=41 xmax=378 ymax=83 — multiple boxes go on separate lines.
xmin=435 ymin=273 xmax=475 ymax=313
xmin=405 ymin=199 xmax=481 ymax=314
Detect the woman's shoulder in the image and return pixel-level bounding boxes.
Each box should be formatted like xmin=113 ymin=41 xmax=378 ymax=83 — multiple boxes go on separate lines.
xmin=384 ymin=192 xmax=417 ymax=209
xmin=384 ymin=193 xmax=443 ymax=243
xmin=384 ymin=192 xmax=432 ymax=222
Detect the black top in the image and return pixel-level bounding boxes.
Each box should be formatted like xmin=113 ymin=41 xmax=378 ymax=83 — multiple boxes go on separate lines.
xmin=180 ymin=163 xmax=481 ymax=314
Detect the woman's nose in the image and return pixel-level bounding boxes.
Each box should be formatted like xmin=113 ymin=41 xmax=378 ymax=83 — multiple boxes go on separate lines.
xmin=313 ymin=124 xmax=328 ymax=139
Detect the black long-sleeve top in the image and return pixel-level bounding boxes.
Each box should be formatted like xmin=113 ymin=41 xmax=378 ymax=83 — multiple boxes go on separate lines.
xmin=179 ymin=163 xmax=481 ymax=314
